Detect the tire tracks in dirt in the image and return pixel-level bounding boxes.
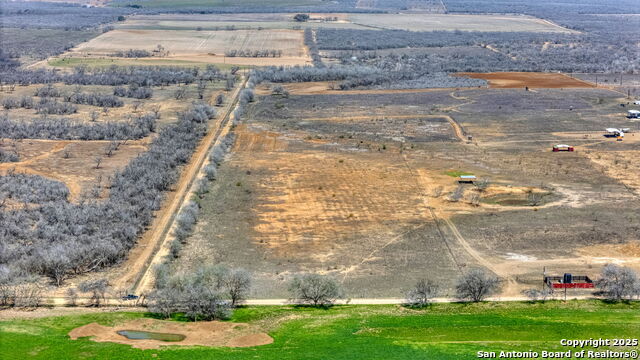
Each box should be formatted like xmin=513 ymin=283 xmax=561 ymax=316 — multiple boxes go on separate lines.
xmin=111 ymin=76 xmax=248 ymax=295
xmin=436 ymin=213 xmax=518 ymax=292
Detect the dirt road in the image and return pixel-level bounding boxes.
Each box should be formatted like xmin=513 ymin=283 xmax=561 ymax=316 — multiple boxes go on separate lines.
xmin=110 ymin=77 xmax=247 ymax=295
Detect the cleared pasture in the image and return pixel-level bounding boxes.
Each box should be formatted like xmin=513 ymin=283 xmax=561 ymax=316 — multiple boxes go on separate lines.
xmin=178 ymin=86 xmax=640 ymax=298
xmin=0 ymin=139 xmax=147 ymax=202
xmin=347 ymin=13 xmax=577 ymax=33
xmin=73 ymin=29 xmax=311 ymax=66
xmin=458 ymin=72 xmax=595 ymax=89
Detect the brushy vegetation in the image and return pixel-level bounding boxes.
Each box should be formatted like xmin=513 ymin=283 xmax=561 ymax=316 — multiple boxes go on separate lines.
xmin=0 ymin=102 xmax=216 ymax=287
xmin=0 ymin=112 xmax=156 ymax=140
xmin=1 ymin=65 xmax=222 ymax=87
xmin=0 ymin=1 xmax=128 ymax=65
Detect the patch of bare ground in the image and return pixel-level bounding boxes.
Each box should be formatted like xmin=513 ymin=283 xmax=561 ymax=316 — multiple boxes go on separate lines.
xmin=585 ymin=149 xmax=640 ymax=195
xmin=457 ymin=72 xmax=595 ymax=89
xmin=70 ymin=28 xmax=311 ymax=66
xmin=255 ymin=81 xmax=482 ymax=96
xmin=0 ymin=139 xmax=148 ymax=201
xmin=69 ymin=318 xmax=272 ymax=349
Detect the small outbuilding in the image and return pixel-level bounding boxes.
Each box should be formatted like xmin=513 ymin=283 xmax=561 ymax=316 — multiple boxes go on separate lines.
xmin=552 ymin=144 xmax=574 ymax=152
xmin=458 ymin=175 xmax=477 ymax=183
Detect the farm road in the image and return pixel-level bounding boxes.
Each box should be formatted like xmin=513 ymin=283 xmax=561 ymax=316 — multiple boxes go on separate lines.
xmin=110 ymin=76 xmax=248 ymax=295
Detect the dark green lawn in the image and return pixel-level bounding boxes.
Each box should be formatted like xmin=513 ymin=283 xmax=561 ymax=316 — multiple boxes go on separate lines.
xmin=1 ymin=301 xmax=639 ymax=359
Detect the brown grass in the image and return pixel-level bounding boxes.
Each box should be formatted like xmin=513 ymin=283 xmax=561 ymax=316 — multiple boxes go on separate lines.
xmin=0 ymin=139 xmax=148 ymax=201
xmin=72 ymin=29 xmax=311 ymax=66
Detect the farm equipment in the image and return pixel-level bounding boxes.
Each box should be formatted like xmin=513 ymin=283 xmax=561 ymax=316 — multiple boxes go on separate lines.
xmin=552 ymin=144 xmax=574 ymax=152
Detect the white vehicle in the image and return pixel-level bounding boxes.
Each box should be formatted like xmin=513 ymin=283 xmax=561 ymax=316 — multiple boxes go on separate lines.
xmin=628 ymin=110 xmax=640 ymax=118
xmin=606 ymin=128 xmax=630 ymax=137
xmin=634 ymin=100 xmax=640 ymax=105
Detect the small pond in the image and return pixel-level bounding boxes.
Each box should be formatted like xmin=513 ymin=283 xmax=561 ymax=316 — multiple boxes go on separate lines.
xmin=117 ymin=330 xmax=186 ymax=342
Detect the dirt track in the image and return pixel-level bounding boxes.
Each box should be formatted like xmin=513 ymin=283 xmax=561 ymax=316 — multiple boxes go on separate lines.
xmin=109 ymin=77 xmax=247 ymax=294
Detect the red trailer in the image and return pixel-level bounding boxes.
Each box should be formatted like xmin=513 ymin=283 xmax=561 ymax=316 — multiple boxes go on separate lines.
xmin=545 ymin=274 xmax=594 ymax=289
xmin=553 ymin=144 xmax=574 ymax=152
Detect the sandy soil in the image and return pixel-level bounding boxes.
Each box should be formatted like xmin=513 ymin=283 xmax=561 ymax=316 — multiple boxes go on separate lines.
xmin=457 ymin=72 xmax=596 ymax=89
xmin=0 ymin=139 xmax=147 ymax=201
xmin=255 ymin=81 xmax=483 ymax=96
xmin=69 ymin=318 xmax=273 ymax=349
xmin=585 ymin=148 xmax=640 ymax=195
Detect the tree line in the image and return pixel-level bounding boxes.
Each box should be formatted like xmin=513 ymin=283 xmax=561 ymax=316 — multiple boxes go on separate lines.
xmin=1 ymin=65 xmax=223 ymax=87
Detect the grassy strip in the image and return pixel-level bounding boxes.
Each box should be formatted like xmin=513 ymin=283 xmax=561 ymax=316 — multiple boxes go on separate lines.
xmin=445 ymin=170 xmax=475 ymax=177
xmin=1 ymin=301 xmax=639 ymax=359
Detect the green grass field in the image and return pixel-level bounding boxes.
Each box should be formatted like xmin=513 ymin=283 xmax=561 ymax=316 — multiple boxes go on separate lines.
xmin=1 ymin=301 xmax=639 ymax=359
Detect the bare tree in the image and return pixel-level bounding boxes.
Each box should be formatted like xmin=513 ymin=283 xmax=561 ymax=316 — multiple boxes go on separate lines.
xmin=150 ymin=105 xmax=161 ymax=119
xmin=223 ymin=268 xmax=252 ymax=307
xmin=94 ymin=156 xmax=102 ymax=169
xmin=474 ymin=178 xmax=490 ymax=192
xmin=448 ymin=184 xmax=465 ymax=202
xmin=527 ymin=191 xmax=544 ymax=206
xmin=132 ymin=101 xmax=143 ymax=112
xmin=288 ymin=273 xmax=344 ymax=307
xmin=13 ymin=281 xmax=43 ymax=308
xmin=597 ymin=264 xmax=639 ymax=301
xmin=522 ymin=288 xmax=552 ymax=302
xmin=90 ymin=110 xmax=100 ymax=122
xmin=468 ymin=192 xmax=481 ymax=206
xmin=66 ymin=287 xmax=78 ymax=306
xmin=148 ymin=287 xmax=180 ymax=319
xmin=405 ymin=279 xmax=439 ymax=307
xmin=174 ymin=87 xmax=187 ymax=100
xmin=79 ymin=278 xmax=109 ymax=307
xmin=455 ymin=269 xmax=500 ymax=302
xmin=197 ymin=80 xmax=207 ymax=100
xmin=40 ymin=247 xmax=71 ymax=286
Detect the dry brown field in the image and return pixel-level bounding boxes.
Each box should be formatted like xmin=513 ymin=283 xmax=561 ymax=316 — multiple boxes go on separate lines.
xmin=71 ymin=28 xmax=311 ymax=66
xmin=175 ymin=86 xmax=640 ymax=299
xmin=457 ymin=72 xmax=596 ymax=89
xmin=0 ymin=139 xmax=147 ymax=202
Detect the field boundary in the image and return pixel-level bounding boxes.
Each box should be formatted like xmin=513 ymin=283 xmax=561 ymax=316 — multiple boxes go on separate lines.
xmin=114 ymin=76 xmax=248 ymax=295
